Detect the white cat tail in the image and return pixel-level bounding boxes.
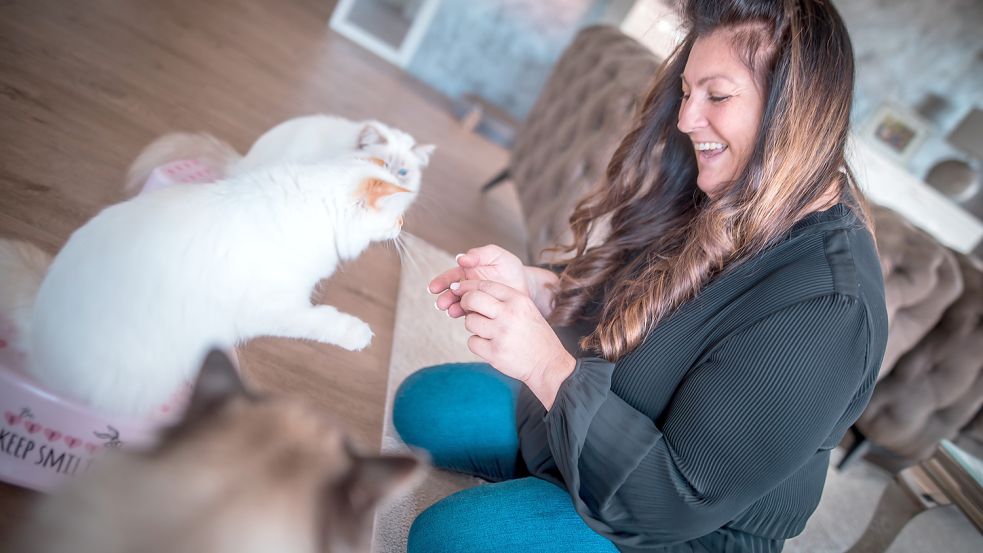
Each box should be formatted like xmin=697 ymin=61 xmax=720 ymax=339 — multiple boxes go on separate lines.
xmin=0 ymin=239 xmax=52 ymax=351
xmin=124 ymin=132 xmax=241 ymax=194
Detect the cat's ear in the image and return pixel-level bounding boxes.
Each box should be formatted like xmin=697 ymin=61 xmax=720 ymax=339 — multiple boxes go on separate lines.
xmin=358 ymin=177 xmax=411 ymax=209
xmin=184 ymin=349 xmax=249 ymax=420
xmin=340 ymin=452 xmax=424 ymax=517
xmin=411 ymin=143 xmax=435 ymax=167
xmin=357 ymin=124 xmax=388 ymax=149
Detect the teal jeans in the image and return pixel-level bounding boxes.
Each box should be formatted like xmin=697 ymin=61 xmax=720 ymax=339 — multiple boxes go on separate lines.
xmin=393 ymin=362 xmax=619 ymax=553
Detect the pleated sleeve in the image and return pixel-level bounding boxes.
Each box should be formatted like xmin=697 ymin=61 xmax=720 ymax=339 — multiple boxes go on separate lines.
xmin=524 ymin=294 xmax=872 ymax=548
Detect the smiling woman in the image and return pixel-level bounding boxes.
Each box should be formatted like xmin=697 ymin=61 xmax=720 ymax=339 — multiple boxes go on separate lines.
xmin=551 ymin=0 xmax=866 ymax=360
xmin=678 ymin=30 xmax=767 ymax=197
xmin=398 ymin=1 xmax=889 ymax=552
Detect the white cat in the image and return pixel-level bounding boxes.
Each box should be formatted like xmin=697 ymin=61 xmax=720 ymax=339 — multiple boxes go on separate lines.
xmin=124 ymin=116 xmax=435 ymax=194
xmin=0 ymin=158 xmax=414 ymax=417
xmin=237 ymin=115 xmax=434 ymax=192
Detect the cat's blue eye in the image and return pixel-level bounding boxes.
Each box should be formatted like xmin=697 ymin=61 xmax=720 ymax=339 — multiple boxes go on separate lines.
xmin=398 ymin=168 xmax=408 ymax=176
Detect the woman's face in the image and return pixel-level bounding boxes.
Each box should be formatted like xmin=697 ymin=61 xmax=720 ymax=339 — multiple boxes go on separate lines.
xmin=678 ymin=31 xmax=767 ymax=197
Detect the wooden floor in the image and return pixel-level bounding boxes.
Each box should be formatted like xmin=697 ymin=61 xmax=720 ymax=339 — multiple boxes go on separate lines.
xmin=0 ymin=0 xmax=527 ymax=536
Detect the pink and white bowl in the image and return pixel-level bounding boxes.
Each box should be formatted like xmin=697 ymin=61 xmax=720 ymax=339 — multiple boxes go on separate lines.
xmin=0 ymin=161 xmax=224 ymax=493
xmin=0 ymin=317 xmax=192 ymax=492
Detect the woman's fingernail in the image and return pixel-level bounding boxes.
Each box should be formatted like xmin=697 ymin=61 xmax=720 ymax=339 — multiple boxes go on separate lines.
xmin=455 ymin=253 xmax=464 ymax=262
xmin=426 ymin=284 xmax=433 ymax=294
xmin=450 ymin=282 xmax=460 ymax=291
xmin=434 ymin=301 xmax=441 ymax=311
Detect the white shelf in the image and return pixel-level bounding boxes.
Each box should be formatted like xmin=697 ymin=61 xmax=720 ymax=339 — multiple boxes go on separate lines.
xmin=850 ymin=135 xmax=983 ymax=254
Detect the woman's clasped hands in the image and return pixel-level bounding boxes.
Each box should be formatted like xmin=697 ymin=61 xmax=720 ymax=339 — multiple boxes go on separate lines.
xmin=428 ymin=245 xmax=575 ymax=409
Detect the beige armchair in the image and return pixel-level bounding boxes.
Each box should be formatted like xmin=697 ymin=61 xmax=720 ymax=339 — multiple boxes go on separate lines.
xmin=852 ymin=250 xmax=983 ymax=470
xmin=870 ymin=205 xmax=964 ymax=380
xmin=483 ymin=25 xmax=661 ymax=262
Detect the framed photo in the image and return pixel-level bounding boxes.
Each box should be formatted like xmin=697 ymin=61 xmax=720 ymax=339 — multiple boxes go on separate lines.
xmin=329 ymin=0 xmax=441 ymax=68
xmin=862 ymin=103 xmax=931 ymax=163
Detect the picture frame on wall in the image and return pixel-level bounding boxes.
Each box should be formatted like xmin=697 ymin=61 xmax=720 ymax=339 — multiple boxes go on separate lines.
xmin=862 ymin=102 xmax=931 ymax=164
xmin=329 ymin=0 xmax=441 ymax=68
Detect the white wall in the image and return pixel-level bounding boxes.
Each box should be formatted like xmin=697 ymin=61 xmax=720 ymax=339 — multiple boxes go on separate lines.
xmin=619 ymin=0 xmax=682 ymax=59
xmin=850 ymin=137 xmax=983 ymax=253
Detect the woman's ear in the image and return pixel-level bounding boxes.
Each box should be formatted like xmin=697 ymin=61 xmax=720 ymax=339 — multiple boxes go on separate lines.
xmin=411 ymin=144 xmax=435 ymax=167
xmin=358 ymin=177 xmax=411 ymax=209
xmin=358 ymin=124 xmax=388 ymax=149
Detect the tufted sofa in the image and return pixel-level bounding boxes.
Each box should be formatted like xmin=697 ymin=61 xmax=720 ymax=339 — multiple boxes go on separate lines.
xmin=495 ymin=25 xmax=661 ymax=262
xmin=490 ymin=25 xmax=983 ymax=471
xmin=855 ymin=244 xmax=983 ymax=469
xmin=869 ymin=205 xmax=964 ymax=380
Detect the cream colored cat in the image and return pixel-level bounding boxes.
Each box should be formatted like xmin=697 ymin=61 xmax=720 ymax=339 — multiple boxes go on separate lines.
xmin=0 ymin=157 xmax=413 ymax=416
xmin=124 ymin=115 xmax=435 ymax=194
xmin=5 ymin=350 xmax=424 ymax=553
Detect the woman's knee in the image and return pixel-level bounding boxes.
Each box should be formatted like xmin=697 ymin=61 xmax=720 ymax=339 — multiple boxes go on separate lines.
xmin=393 ymin=362 xmax=522 ymax=477
xmin=407 ymin=481 xmax=520 ymax=553
xmin=406 ymin=493 xmax=471 ymax=553
xmin=393 ymin=363 xmax=518 ymax=450
xmin=407 ymin=478 xmax=618 ymax=553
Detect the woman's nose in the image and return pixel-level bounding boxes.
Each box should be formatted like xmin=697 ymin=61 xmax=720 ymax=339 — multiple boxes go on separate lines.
xmin=677 ymin=98 xmax=708 ymax=134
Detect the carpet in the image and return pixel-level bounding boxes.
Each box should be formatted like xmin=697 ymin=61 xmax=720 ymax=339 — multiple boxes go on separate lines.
xmin=372 ymin=234 xmax=982 ymax=553
xmin=371 ymin=234 xmax=483 ymax=553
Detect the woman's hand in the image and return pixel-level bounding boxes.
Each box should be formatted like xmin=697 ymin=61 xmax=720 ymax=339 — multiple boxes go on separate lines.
xmin=429 ymin=245 xmax=527 ymax=316
xmin=451 ymin=279 xmax=575 ymax=410
xmin=428 ymin=244 xmax=559 ymax=318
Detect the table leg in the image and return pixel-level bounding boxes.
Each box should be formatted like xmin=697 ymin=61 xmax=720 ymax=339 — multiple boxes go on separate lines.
xmin=845 ymin=478 xmax=926 ymax=553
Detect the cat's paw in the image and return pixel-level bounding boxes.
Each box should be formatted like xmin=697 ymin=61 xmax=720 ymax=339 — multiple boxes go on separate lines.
xmin=337 ymin=320 xmax=373 ymax=351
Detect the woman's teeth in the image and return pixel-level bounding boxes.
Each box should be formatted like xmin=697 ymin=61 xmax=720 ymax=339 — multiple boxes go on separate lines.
xmin=696 ymin=142 xmax=727 ymax=151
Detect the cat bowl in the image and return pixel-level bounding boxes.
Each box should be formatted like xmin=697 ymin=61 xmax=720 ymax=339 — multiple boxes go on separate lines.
xmin=0 ymin=316 xmax=189 ymax=493
xmin=140 ymin=158 xmax=223 ymax=194
xmin=0 ymin=163 xmax=228 ymax=493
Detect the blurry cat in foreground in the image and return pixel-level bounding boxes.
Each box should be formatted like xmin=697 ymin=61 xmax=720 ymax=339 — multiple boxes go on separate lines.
xmin=5 ymin=350 xmax=424 ymax=553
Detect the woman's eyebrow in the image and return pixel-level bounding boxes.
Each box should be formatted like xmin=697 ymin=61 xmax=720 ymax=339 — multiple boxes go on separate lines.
xmin=681 ymin=74 xmax=737 ymax=86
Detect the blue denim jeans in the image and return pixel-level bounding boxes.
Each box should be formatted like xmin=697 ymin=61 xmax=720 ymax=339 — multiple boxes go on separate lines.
xmin=393 ymin=362 xmax=619 ymax=553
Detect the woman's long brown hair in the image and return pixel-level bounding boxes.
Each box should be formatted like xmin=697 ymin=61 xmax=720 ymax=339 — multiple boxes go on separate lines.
xmin=549 ymin=0 xmax=872 ymax=361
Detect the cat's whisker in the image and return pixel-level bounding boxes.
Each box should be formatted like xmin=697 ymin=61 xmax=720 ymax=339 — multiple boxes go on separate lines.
xmin=392 ymin=234 xmax=412 ymax=268
xmin=393 ymin=233 xmax=424 ymax=277
xmin=390 ymin=236 xmax=408 ymax=269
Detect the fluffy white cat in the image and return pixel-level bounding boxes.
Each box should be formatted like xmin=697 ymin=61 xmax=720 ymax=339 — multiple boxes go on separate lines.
xmin=0 ymin=158 xmax=414 ymax=416
xmin=238 ymin=115 xmax=434 ymax=191
xmin=124 ymin=115 xmax=435 ymax=194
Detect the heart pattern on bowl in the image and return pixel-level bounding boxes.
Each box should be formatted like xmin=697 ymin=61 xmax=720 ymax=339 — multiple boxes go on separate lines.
xmin=3 ymin=409 xmax=106 ymax=454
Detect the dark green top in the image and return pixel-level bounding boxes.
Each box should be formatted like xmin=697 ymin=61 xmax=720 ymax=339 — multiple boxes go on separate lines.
xmin=517 ymin=204 xmax=888 ymax=552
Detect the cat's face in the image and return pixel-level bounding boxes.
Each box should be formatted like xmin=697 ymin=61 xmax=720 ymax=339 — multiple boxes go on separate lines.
xmin=357 ymin=123 xmax=434 ymax=193
xmin=347 ymin=166 xmax=415 ymax=243
xmin=140 ymin=351 xmax=423 ymax=553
